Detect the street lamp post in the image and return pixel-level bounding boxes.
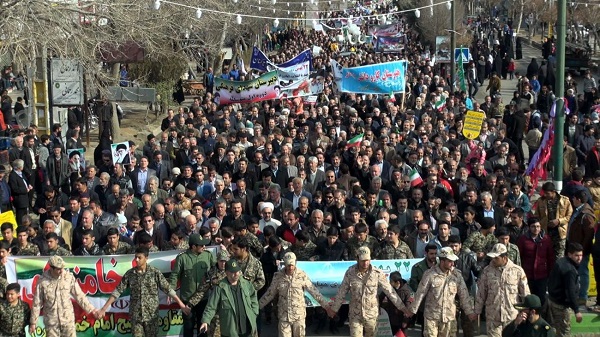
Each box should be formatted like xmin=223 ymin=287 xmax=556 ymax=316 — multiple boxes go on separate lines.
xmin=450 ymin=0 xmax=456 ymax=88
xmin=551 ymin=0 xmax=566 ymax=191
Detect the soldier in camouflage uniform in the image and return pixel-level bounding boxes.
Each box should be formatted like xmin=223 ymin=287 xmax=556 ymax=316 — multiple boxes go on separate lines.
xmin=408 ymin=247 xmax=476 ymax=337
xmin=45 ymin=233 xmax=73 ymax=256
xmin=291 ymin=231 xmax=318 ymax=261
xmin=170 ymin=234 xmax=215 ymax=337
xmin=30 ymin=256 xmax=98 ymax=337
xmin=329 ymin=247 xmax=409 ymax=337
xmin=259 ymin=252 xmax=334 ymax=337
xmin=0 ymin=240 xmax=8 ymax=279
xmin=495 ymin=227 xmax=521 ymax=266
xmin=0 ymin=283 xmax=31 ymax=337
xmin=462 ymin=217 xmax=497 ymax=262
xmin=377 ymin=226 xmax=414 ymax=260
xmin=187 ymin=250 xmax=230 ymax=337
xmin=102 ymin=227 xmax=134 ymax=254
xmin=233 ymin=220 xmax=264 ymax=258
xmin=136 ymin=231 xmax=160 ymax=252
xmin=474 ymin=244 xmax=530 ymax=337
xmin=232 ymin=237 xmax=266 ymax=291
xmin=12 ymin=226 xmax=40 ymax=256
xmin=163 ymin=230 xmax=189 ymax=251
xmin=345 ymin=223 xmax=379 ymax=260
xmin=98 ymin=247 xmax=190 ymax=337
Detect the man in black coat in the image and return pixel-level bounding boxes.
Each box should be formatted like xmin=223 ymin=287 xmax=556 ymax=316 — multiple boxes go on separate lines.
xmin=8 ymin=159 xmax=30 ymax=225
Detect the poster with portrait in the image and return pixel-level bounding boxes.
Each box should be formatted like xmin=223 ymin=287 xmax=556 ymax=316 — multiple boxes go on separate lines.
xmin=435 ymin=36 xmax=451 ymax=63
xmin=66 ymin=148 xmax=85 ymax=173
xmin=111 ymin=141 xmax=131 ymax=165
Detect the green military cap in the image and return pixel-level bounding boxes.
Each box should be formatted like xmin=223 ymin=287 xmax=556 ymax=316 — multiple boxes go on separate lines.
xmin=514 ymin=294 xmax=542 ymax=310
xmin=225 ymin=259 xmax=241 ymax=273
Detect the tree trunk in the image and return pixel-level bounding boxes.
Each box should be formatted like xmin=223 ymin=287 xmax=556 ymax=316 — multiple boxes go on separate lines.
xmin=214 ymin=20 xmax=230 ymax=73
xmin=110 ymin=63 xmax=120 ymax=141
xmin=515 ymin=0 xmax=524 ymax=35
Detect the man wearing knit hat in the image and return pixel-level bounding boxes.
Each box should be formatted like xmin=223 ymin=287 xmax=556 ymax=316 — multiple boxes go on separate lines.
xmin=328 ymin=247 xmax=409 ymax=337
xmin=259 ymin=252 xmax=334 ymax=336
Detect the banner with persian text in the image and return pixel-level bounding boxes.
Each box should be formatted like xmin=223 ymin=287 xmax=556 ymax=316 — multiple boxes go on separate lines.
xmin=297 ymin=259 xmax=421 ymax=306
xmin=250 ymin=47 xmax=312 ymax=72
xmin=368 ymin=23 xmax=403 ymax=37
xmin=7 ymin=252 xmax=184 ymax=337
xmin=339 ymin=60 xmax=408 ymax=94
xmin=214 ymin=71 xmax=279 ymax=105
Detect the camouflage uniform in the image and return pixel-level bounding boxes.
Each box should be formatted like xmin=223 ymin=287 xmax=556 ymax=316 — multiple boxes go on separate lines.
xmin=346 ymin=236 xmax=379 ymax=260
xmin=0 ymin=263 xmax=5 ymax=278
xmin=31 ymin=270 xmax=96 ymax=337
xmin=474 ymin=260 xmax=530 ymax=337
xmin=102 ymin=241 xmax=134 ymax=255
xmin=291 ymin=241 xmax=317 ymax=261
xmin=243 ymin=232 xmax=265 ymax=258
xmin=111 ymin=265 xmax=177 ymax=337
xmin=47 ymin=246 xmax=73 ymax=256
xmin=74 ymin=243 xmax=103 ymax=256
xmin=187 ymin=266 xmax=227 ymax=337
xmin=506 ymin=243 xmax=521 ymax=266
xmin=259 ymin=268 xmax=329 ymax=337
xmin=409 ymin=265 xmax=474 ymax=337
xmin=0 ymin=299 xmax=31 ymax=337
xmin=331 ymin=265 xmax=406 ymax=337
xmin=11 ymin=243 xmax=40 ymax=256
xmin=238 ymin=254 xmax=266 ymax=291
xmin=462 ymin=232 xmax=497 ymax=254
xmin=0 ymin=277 xmax=6 ymax=299
xmin=163 ymin=239 xmax=189 ymax=251
xmin=377 ymin=241 xmax=414 ymax=260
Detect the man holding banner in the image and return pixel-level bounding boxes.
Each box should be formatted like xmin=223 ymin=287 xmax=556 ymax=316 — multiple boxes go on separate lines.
xmin=328 ymin=247 xmax=409 ymax=337
xmin=97 ymin=247 xmax=191 ymax=337
xmin=30 ymin=255 xmax=98 ymax=337
xmin=259 ymin=252 xmax=335 ymax=337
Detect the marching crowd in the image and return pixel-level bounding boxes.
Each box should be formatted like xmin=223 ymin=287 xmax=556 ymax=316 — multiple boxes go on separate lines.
xmin=0 ymin=4 xmax=599 ymax=337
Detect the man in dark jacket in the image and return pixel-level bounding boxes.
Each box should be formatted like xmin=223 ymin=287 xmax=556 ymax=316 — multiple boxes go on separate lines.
xmin=546 ymin=242 xmax=584 ymax=336
xmin=449 ymin=235 xmax=480 ymax=337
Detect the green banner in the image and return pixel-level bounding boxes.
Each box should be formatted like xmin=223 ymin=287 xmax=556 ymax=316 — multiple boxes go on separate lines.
xmin=7 ymin=252 xmax=184 ymax=337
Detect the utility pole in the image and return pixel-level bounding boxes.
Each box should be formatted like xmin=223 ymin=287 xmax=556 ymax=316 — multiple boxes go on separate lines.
xmin=551 ymin=0 xmax=566 ymax=192
xmin=450 ymin=0 xmax=456 ymax=87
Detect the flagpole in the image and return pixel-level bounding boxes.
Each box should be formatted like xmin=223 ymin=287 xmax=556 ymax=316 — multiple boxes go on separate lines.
xmin=401 ymin=91 xmax=406 ymax=112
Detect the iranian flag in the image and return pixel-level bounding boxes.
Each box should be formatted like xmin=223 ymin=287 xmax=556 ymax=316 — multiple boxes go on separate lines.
xmin=435 ymin=97 xmax=446 ymax=111
xmin=409 ymin=168 xmax=423 ymax=187
xmin=346 ymin=133 xmax=364 ymax=149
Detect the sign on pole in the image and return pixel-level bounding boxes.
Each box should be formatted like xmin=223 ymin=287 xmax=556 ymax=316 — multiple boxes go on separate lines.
xmin=454 ymin=48 xmax=471 ymax=64
xmin=462 ymin=110 xmax=486 ymax=139
xmin=50 ymin=59 xmax=84 ymax=106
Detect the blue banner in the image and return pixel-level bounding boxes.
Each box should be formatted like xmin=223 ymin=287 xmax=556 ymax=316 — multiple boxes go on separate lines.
xmin=250 ymin=47 xmax=312 ymax=72
xmin=296 ymin=259 xmax=421 ymax=306
xmin=249 ymin=47 xmax=270 ymax=71
xmin=340 ymin=60 xmax=408 ymax=94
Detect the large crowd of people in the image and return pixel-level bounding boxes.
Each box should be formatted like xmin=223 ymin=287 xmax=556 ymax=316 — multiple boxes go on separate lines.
xmin=0 ymin=3 xmax=599 ymax=337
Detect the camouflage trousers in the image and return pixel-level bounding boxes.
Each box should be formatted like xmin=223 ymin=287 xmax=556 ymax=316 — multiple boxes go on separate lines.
xmin=44 ymin=324 xmax=77 ymax=337
xmin=209 ymin=315 xmax=220 ymax=337
xmin=349 ymin=318 xmax=377 ymax=337
xmin=278 ymin=320 xmax=306 ymax=337
xmin=131 ymin=319 xmax=160 ymax=337
xmin=424 ymin=319 xmax=455 ymax=337
xmin=457 ymin=297 xmax=475 ymax=337
xmin=545 ymin=298 xmax=572 ymax=337
xmin=486 ymin=320 xmax=512 ymax=337
xmin=548 ymin=231 xmax=566 ymax=260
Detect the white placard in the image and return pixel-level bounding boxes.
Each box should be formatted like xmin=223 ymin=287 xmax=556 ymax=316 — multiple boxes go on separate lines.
xmin=51 ymin=59 xmax=84 ymax=106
